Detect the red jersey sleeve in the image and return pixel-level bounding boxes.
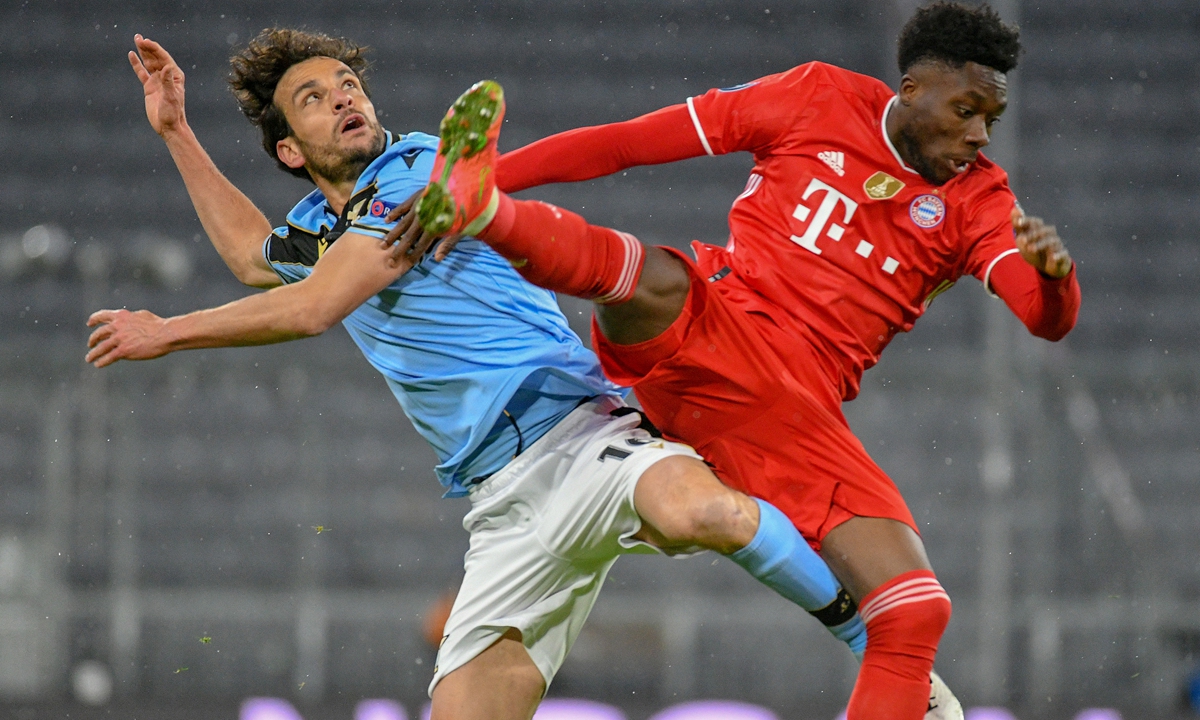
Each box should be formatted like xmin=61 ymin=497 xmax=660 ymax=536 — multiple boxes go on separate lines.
xmin=496 ymin=104 xmax=706 ymax=193
xmin=686 ymin=63 xmax=826 ymax=156
xmin=960 ymin=170 xmax=1081 ymax=341
xmin=495 ymin=62 xmax=829 ymax=192
xmin=986 ymin=255 xmax=1080 ymax=341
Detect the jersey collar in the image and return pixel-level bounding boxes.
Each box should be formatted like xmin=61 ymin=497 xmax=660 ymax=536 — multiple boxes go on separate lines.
xmin=881 ymin=97 xmax=919 ymax=176
xmin=317 ymin=129 xmax=398 ymax=216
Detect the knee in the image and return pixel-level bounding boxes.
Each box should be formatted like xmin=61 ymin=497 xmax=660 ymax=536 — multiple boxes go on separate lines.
xmin=670 ymin=487 xmax=758 ymax=554
xmin=930 ymin=590 xmax=952 ymax=627
xmin=860 ymin=574 xmax=952 ymax=646
xmin=903 ymin=592 xmax=952 ymax=640
xmin=597 ymin=248 xmax=690 ymax=345
xmin=634 ymin=458 xmax=758 ymax=553
xmin=634 ymin=246 xmax=691 ymax=304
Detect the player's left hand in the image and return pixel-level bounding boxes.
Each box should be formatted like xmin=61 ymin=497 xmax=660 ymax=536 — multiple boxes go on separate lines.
xmin=129 ymin=34 xmax=188 ymax=139
xmin=86 ymin=309 xmax=172 ymax=368
xmin=1012 ymin=208 xmax=1072 ymax=278
xmin=382 ymin=194 xmax=465 ymax=263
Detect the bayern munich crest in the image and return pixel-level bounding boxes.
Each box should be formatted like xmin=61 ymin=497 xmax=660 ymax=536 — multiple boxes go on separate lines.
xmin=909 ymin=194 xmax=946 ymax=228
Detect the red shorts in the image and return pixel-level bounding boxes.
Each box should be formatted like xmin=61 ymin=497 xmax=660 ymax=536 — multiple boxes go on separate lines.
xmin=592 ymin=243 xmax=916 ymax=548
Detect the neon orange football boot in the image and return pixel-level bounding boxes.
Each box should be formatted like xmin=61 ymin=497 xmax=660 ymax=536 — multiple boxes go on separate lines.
xmin=416 ymin=80 xmax=505 ymax=237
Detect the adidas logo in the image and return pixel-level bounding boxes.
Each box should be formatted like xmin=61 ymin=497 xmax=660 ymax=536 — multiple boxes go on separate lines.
xmin=818 ymin=150 xmax=845 ymax=176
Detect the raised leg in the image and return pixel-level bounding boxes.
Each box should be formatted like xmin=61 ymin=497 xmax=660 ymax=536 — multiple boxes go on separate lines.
xmin=415 ymin=80 xmax=692 ymax=346
xmin=476 ymin=197 xmax=691 ymax=345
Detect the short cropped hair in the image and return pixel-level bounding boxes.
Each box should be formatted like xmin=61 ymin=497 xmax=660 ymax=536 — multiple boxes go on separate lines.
xmin=229 ymin=28 xmax=372 ymax=179
xmin=897 ymin=1 xmax=1021 ymax=75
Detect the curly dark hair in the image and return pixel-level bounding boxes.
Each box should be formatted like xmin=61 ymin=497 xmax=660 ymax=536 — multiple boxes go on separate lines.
xmin=897 ymin=1 xmax=1020 ymax=75
xmin=229 ymin=28 xmax=372 ymax=180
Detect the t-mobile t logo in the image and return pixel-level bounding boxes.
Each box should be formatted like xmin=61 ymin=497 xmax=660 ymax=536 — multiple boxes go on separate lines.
xmin=790 ymin=178 xmax=858 ymax=256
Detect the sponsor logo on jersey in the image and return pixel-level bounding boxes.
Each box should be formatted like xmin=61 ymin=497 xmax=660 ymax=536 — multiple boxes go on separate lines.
xmin=717 ymin=81 xmax=759 ymax=93
xmin=909 ymin=194 xmax=946 ymax=228
xmin=817 ymin=150 xmax=845 ymax=177
xmin=790 ymin=178 xmax=859 ymax=257
xmin=369 ymin=199 xmax=398 ymax=218
xmin=863 ymin=171 xmax=905 ymax=200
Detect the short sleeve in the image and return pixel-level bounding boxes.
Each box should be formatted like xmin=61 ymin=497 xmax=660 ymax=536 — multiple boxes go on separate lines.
xmin=346 ymin=145 xmax=436 ymax=239
xmin=687 ymin=62 xmax=825 ymax=156
xmin=263 ymin=228 xmax=310 ymax=284
xmin=960 ymin=175 xmax=1021 ymax=294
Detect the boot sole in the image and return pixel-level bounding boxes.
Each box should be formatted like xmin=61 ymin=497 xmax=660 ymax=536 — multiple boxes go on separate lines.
xmin=418 ymin=80 xmax=504 ymax=235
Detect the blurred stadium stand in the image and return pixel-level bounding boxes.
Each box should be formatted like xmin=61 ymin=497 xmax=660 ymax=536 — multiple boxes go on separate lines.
xmin=1 ymin=0 xmax=1198 ymax=718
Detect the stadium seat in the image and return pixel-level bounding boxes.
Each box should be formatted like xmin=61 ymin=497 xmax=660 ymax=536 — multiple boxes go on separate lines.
xmin=1073 ymin=711 xmax=1121 ymax=720
xmin=355 ymin=698 xmax=407 ymax=720
xmin=648 ymin=700 xmax=779 ymax=720
xmin=239 ymin=697 xmax=304 ymax=720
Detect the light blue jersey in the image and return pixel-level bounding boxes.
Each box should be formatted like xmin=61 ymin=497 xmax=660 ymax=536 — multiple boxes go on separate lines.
xmin=264 ymin=131 xmax=623 ymax=495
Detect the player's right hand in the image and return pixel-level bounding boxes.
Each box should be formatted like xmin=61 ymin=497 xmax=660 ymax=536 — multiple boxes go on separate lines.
xmin=382 ymin=193 xmax=465 ymax=264
xmin=129 ymin=34 xmax=187 ymax=138
xmin=85 ymin=308 xmax=172 ymax=368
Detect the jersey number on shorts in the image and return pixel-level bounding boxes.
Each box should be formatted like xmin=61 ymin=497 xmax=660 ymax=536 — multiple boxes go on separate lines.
xmin=598 ymin=446 xmax=631 ymax=462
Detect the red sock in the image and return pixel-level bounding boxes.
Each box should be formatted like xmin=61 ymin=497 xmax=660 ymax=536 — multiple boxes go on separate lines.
xmin=479 ymin=193 xmax=644 ymax=304
xmin=847 ymin=570 xmax=952 ymax=720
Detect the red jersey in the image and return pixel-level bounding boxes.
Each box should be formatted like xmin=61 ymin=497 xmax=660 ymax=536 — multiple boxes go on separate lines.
xmin=498 ymin=61 xmax=1080 ymax=400
xmin=688 ymin=62 xmax=1028 ymax=395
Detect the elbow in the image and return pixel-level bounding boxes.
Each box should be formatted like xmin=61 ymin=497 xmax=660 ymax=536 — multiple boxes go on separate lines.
xmin=233 ymin=264 xmax=269 ymax=288
xmin=291 ymin=299 xmax=340 ymax=338
xmin=1023 ymin=285 xmax=1081 ymax=342
xmin=295 ymin=310 xmax=337 ymax=338
xmin=1027 ymin=310 xmax=1078 ymax=342
xmin=1032 ymin=324 xmax=1072 ymax=343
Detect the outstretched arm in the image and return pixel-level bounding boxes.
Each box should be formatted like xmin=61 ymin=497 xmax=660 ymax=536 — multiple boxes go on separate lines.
xmin=496 ymin=104 xmax=706 ymax=193
xmin=130 ymin=34 xmax=278 ymax=288
xmin=85 ymin=231 xmax=434 ymax=367
xmin=986 ymin=210 xmax=1080 ymax=341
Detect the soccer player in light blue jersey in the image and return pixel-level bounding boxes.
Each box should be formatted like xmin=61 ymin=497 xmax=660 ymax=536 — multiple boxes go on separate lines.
xmin=87 ymin=31 xmax=875 ymax=720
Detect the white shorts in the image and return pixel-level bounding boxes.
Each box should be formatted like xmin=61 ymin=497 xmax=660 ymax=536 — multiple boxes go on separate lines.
xmin=428 ymin=395 xmax=703 ymax=695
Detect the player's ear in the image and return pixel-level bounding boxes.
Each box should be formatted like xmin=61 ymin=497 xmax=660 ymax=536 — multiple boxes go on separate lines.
xmin=276 ymin=136 xmax=306 ymax=171
xmin=897 ymin=74 xmax=918 ymax=106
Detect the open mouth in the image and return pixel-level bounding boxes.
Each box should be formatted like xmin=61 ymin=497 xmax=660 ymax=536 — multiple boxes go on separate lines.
xmin=340 ymin=114 xmax=367 ymax=135
xmin=949 ymin=156 xmax=974 ymax=174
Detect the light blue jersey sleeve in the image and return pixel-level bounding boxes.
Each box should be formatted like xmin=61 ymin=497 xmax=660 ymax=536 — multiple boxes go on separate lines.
xmin=264 ymin=132 xmax=624 ymax=495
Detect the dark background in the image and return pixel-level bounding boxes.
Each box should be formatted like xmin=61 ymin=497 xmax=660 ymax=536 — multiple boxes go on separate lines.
xmin=1 ymin=0 xmax=1198 ymax=718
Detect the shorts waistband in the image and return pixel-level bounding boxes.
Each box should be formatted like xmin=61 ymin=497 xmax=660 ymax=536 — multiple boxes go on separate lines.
xmin=467 ymin=395 xmax=626 ymax=503
xmin=463 ymin=394 xmax=602 ymax=489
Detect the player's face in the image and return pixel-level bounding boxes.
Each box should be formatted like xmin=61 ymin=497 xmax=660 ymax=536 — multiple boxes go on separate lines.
xmin=274 ymin=56 xmax=386 ymax=183
xmin=893 ymin=61 xmax=1007 ymax=186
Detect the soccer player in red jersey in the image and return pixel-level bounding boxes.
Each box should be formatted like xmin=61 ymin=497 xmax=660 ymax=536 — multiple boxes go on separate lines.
xmin=387 ymin=3 xmax=1079 ymax=717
